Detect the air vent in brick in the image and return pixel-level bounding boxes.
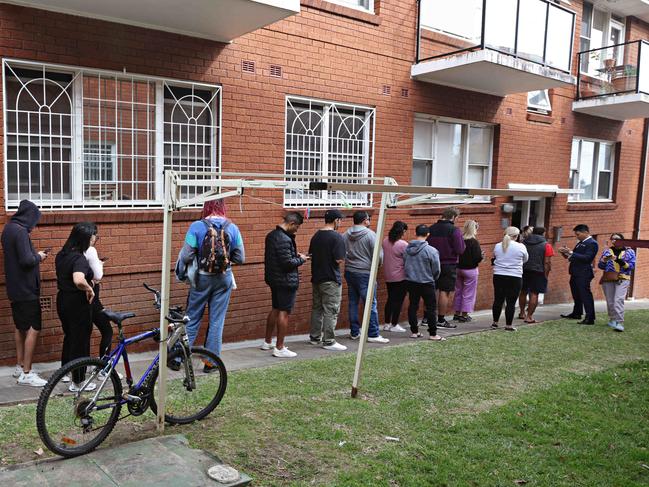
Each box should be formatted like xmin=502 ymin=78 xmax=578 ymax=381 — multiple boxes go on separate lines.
xmin=40 ymin=296 xmax=52 ymax=312
xmin=401 ymin=88 xmax=409 ymax=98
xmin=269 ymin=65 xmax=282 ymax=78
xmin=241 ymin=60 xmax=256 ymax=74
xmin=382 ymin=85 xmax=391 ymax=95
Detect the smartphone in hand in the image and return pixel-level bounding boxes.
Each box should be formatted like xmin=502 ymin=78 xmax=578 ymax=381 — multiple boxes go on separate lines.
xmin=100 ymin=257 xmax=109 ymax=262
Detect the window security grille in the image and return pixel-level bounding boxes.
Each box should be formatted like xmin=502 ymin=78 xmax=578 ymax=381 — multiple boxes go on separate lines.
xmin=284 ymin=97 xmax=375 ymax=207
xmin=3 ymin=60 xmax=221 ymax=210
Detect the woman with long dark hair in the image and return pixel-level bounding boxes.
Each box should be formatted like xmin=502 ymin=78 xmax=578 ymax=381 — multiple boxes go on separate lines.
xmin=381 ymin=221 xmax=409 ymax=332
xmin=56 ymin=222 xmax=97 ymax=391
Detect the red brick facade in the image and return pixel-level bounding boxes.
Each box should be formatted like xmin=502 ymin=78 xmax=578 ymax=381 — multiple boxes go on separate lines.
xmin=0 ymin=1 xmax=648 ymax=364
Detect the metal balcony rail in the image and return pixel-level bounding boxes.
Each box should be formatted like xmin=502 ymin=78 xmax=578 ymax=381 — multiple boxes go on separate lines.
xmin=415 ymin=0 xmax=575 ymax=74
xmin=576 ymin=39 xmax=649 ymax=100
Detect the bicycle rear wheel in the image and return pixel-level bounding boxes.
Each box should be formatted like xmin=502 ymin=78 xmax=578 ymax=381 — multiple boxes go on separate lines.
xmin=150 ymin=346 xmax=227 ymax=425
xmin=36 ymin=357 xmax=122 ymax=457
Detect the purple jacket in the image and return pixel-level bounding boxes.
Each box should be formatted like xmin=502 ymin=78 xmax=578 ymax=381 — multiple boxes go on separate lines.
xmin=426 ymin=220 xmax=465 ymax=265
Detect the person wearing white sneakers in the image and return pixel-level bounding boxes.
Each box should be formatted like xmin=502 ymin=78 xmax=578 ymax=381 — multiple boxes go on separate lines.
xmin=262 ymin=212 xmax=309 ymax=358
xmin=1 ymin=200 xmax=49 ymax=387
xmin=308 ymin=209 xmax=347 ymax=352
xmin=381 ymin=221 xmax=409 ymax=333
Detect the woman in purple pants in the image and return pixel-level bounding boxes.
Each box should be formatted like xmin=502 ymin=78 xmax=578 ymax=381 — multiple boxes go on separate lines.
xmin=453 ymin=220 xmax=484 ymax=322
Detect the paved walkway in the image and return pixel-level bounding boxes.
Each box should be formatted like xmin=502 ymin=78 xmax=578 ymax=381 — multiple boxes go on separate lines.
xmin=1 ymin=299 xmax=647 ymax=406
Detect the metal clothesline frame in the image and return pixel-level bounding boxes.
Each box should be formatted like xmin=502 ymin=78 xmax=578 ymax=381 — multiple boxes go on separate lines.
xmin=156 ymin=170 xmax=575 ymax=430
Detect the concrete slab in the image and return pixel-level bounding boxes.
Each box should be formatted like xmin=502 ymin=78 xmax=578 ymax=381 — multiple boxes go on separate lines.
xmin=1 ymin=299 xmax=648 ymax=406
xmin=0 ymin=434 xmax=251 ymax=486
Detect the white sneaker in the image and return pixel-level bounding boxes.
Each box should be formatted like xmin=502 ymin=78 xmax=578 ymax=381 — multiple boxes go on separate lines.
xmin=61 ymin=374 xmax=71 ymax=383
xmin=272 ymin=347 xmax=297 ymax=358
xmin=260 ymin=341 xmax=275 ymax=351
xmin=12 ymin=365 xmax=23 ymax=378
xmin=389 ymin=324 xmax=407 ymax=333
xmin=69 ymin=381 xmax=97 ymax=392
xmin=323 ymin=342 xmax=347 ymax=351
xmin=382 ymin=324 xmax=391 ymax=331
xmin=17 ymin=371 xmax=47 ymax=387
xmin=367 ymin=335 xmax=390 ymax=344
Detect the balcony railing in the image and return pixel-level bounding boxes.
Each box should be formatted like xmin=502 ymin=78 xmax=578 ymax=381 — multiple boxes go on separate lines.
xmin=577 ymin=40 xmax=649 ymax=99
xmin=415 ymin=0 xmax=575 ymax=74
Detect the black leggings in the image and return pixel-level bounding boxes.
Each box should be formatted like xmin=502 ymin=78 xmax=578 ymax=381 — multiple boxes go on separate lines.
xmin=492 ymin=275 xmax=523 ymax=326
xmin=384 ymin=281 xmax=408 ymax=325
xmin=58 ymin=291 xmax=93 ymax=383
xmin=92 ymin=284 xmax=113 ymax=357
xmin=407 ymin=282 xmax=437 ymax=335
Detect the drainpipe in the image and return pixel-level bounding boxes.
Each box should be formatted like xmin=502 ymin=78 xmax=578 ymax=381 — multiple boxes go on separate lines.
xmin=630 ymin=117 xmax=649 ymax=298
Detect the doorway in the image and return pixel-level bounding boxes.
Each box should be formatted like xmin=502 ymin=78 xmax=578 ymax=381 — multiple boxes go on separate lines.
xmin=511 ymin=198 xmax=547 ymax=229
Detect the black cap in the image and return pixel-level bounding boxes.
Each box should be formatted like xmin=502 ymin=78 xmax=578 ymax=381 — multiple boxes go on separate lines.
xmin=324 ymin=209 xmax=344 ymax=222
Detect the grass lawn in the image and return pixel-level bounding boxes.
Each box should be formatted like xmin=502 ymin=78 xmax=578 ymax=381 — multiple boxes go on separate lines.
xmin=1 ymin=311 xmax=649 ymax=486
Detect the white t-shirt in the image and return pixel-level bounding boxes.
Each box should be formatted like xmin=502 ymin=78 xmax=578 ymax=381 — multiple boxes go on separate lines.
xmin=84 ymin=246 xmax=104 ymax=281
xmin=493 ymin=241 xmax=528 ymax=278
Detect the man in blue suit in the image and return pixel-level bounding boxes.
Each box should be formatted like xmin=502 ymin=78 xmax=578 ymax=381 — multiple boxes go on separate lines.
xmin=559 ymin=224 xmax=599 ymax=324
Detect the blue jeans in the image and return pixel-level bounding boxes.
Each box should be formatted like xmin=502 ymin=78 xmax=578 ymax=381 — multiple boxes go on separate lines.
xmin=344 ymin=271 xmax=380 ymax=338
xmin=185 ymin=271 xmax=233 ymax=357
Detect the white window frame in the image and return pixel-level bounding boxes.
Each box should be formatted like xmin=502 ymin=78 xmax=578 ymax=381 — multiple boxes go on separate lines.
xmin=527 ymin=89 xmax=552 ymax=114
xmin=580 ymin=2 xmax=626 ymax=76
xmin=568 ymin=137 xmax=615 ymax=202
xmin=83 ymin=142 xmax=117 ymax=183
xmin=283 ymin=95 xmax=375 ymax=208
xmin=2 ymin=58 xmax=221 ymax=210
xmin=325 ymin=0 xmax=374 ymax=14
xmin=412 ymin=115 xmax=494 ymax=202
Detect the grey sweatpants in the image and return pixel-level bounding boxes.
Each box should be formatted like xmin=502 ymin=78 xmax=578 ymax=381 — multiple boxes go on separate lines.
xmin=310 ymin=281 xmax=342 ymax=345
xmin=601 ymin=279 xmax=630 ymax=322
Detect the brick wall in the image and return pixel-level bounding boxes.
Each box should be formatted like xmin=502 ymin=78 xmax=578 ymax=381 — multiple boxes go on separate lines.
xmin=0 ymin=1 xmax=648 ymax=364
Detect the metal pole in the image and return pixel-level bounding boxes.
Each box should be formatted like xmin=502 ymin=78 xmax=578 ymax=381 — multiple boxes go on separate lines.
xmin=156 ymin=170 xmax=174 ymax=431
xmin=415 ymin=0 xmax=422 ymax=64
xmin=351 ymin=181 xmax=391 ymax=398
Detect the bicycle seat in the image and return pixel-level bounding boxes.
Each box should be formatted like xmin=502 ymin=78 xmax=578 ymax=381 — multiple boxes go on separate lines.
xmin=103 ymin=309 xmax=136 ymax=325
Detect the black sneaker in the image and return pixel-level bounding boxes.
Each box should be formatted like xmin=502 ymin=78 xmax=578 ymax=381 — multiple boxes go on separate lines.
xmin=437 ymin=319 xmax=457 ymax=329
xmin=452 ymin=314 xmax=463 ymax=321
xmin=203 ymin=362 xmax=219 ymax=374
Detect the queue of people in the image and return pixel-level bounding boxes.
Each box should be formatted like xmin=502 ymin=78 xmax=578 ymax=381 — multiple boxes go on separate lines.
xmin=1 ymin=199 xmax=638 ymax=385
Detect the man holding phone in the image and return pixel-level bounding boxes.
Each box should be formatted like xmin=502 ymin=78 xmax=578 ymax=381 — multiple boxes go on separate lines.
xmin=1 ymin=200 xmax=49 ymax=387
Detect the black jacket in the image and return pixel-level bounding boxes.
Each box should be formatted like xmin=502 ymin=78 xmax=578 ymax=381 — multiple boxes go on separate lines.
xmin=264 ymin=226 xmax=305 ymax=289
xmin=1 ymin=200 xmax=42 ymax=302
xmin=458 ymin=238 xmax=483 ymax=269
xmin=523 ymin=234 xmax=546 ymax=273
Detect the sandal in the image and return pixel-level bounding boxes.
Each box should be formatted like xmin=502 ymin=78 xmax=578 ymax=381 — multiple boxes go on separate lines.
xmin=491 ymin=323 xmax=499 ymax=329
xmin=505 ymin=326 xmax=517 ymax=331
xmin=410 ymin=332 xmax=423 ymax=339
xmin=524 ymin=318 xmax=539 ymax=324
xmin=429 ymin=335 xmax=446 ymax=341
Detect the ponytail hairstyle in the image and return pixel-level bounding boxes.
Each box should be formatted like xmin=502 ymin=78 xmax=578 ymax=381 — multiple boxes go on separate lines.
xmin=388 ymin=221 xmax=408 ymax=243
xmin=463 ymin=220 xmax=478 ymax=240
xmin=502 ymin=226 xmax=520 ymax=253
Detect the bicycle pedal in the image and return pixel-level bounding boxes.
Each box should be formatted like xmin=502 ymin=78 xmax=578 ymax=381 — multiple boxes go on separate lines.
xmin=122 ymin=393 xmax=142 ymax=402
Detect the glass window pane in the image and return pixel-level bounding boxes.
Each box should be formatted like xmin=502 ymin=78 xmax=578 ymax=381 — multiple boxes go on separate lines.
xmin=413 ymin=120 xmax=433 ymax=159
xmin=517 ymin=0 xmax=547 ymax=62
xmin=598 ymin=171 xmax=611 ymax=199
xmin=467 ymin=166 xmax=486 ymax=188
xmin=599 ymin=143 xmax=613 ymax=170
xmin=579 ymin=141 xmax=595 ymax=200
xmin=581 ymin=2 xmax=592 ymax=39
xmin=591 ymin=8 xmax=606 ymax=50
xmin=528 ymin=90 xmax=551 ymax=111
xmin=546 ymin=6 xmax=573 ymax=71
xmin=413 ymin=159 xmax=432 ymax=185
xmin=468 ymin=126 xmax=492 ymax=164
xmin=435 ymin=122 xmax=464 ymax=187
xmin=421 ymin=0 xmax=482 ymax=41
xmin=484 ymin=0 xmax=517 ymax=52
xmin=570 ymin=139 xmax=580 ymax=170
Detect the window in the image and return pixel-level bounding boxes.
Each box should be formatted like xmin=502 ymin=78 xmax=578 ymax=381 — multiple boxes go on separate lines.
xmin=412 ymin=117 xmax=493 ymax=194
xmin=569 ymin=138 xmax=615 ymax=201
xmin=326 ymin=0 xmax=373 ymax=13
xmin=284 ymin=97 xmax=374 ymax=207
xmin=580 ymin=2 xmax=626 ymax=75
xmin=528 ymin=89 xmax=552 ymax=113
xmin=3 ymin=60 xmax=221 ymax=209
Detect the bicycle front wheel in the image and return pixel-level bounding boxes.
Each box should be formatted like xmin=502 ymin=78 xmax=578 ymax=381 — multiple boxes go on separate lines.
xmin=36 ymin=357 xmax=122 ymax=457
xmin=150 ymin=346 xmax=227 ymax=424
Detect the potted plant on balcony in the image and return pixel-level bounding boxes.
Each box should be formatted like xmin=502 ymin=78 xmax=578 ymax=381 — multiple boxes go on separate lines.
xmin=612 ymin=65 xmax=638 ymax=93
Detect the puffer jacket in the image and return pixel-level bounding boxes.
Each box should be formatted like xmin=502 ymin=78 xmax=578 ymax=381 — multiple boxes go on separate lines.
xmin=264 ymin=226 xmax=305 ymax=289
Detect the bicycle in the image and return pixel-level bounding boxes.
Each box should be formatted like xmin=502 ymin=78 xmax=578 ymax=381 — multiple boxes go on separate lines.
xmin=36 ymin=283 xmax=227 ymax=458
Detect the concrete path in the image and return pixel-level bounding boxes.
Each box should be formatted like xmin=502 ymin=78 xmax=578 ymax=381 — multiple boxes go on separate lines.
xmin=1 ymin=299 xmax=647 ymax=406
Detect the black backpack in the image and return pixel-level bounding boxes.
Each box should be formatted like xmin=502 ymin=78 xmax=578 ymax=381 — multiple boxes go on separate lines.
xmin=198 ymin=220 xmax=230 ymax=274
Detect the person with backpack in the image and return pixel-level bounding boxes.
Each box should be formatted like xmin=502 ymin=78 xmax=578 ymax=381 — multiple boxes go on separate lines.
xmin=262 ymin=212 xmax=309 ymax=358
xmin=175 ymin=199 xmax=244 ymax=369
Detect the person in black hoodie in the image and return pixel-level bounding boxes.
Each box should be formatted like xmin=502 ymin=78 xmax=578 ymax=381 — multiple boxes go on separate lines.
xmin=262 ymin=212 xmax=309 ymax=358
xmin=1 ymin=200 xmax=49 ymax=387
xmin=519 ymin=227 xmax=553 ymax=323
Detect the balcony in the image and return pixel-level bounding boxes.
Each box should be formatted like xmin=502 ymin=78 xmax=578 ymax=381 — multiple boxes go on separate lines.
xmin=573 ymin=40 xmax=649 ymax=120
xmin=412 ymin=0 xmax=576 ymax=96
xmin=7 ymin=0 xmax=300 ymax=42
xmin=589 ymin=0 xmax=649 ymax=24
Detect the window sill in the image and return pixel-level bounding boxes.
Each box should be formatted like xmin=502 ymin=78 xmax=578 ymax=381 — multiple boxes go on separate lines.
xmin=38 ymin=209 xmax=201 ymax=225
xmin=285 ymin=208 xmax=375 ymax=218
xmin=301 ymin=0 xmax=381 ymax=26
xmin=408 ymin=204 xmax=497 ymax=217
xmin=526 ymin=112 xmax=553 ymax=124
xmin=567 ymin=201 xmax=617 ymax=211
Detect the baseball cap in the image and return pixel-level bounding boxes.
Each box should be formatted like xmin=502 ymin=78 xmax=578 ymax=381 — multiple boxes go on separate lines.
xmin=324 ymin=209 xmax=344 ymax=222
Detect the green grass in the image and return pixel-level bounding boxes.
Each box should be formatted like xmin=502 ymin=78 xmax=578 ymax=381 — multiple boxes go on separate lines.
xmin=2 ymin=311 xmax=649 ymax=486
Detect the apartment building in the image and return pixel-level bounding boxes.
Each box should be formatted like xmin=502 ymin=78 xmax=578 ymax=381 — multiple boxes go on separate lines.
xmin=0 ymin=0 xmax=648 ymax=364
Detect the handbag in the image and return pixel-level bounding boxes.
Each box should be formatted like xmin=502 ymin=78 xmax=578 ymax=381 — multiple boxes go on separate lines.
xmin=600 ymin=270 xmax=619 ymax=283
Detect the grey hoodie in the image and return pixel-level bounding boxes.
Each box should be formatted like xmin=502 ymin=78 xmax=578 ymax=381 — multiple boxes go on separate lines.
xmin=404 ymin=239 xmax=441 ymax=284
xmin=343 ymin=225 xmax=382 ymax=274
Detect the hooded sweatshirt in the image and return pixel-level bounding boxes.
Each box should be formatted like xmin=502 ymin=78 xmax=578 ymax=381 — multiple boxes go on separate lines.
xmin=1 ymin=200 xmax=42 ymax=302
xmin=343 ymin=225 xmax=382 ymax=274
xmin=522 ymin=234 xmax=546 ymax=274
xmin=404 ymin=239 xmax=441 ymax=284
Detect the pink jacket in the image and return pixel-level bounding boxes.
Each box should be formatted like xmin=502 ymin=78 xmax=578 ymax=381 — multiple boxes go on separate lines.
xmin=382 ymin=238 xmax=408 ymax=282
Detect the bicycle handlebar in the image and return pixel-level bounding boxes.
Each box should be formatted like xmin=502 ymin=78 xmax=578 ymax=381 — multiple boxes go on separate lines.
xmin=143 ymin=283 xmax=185 ymax=319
